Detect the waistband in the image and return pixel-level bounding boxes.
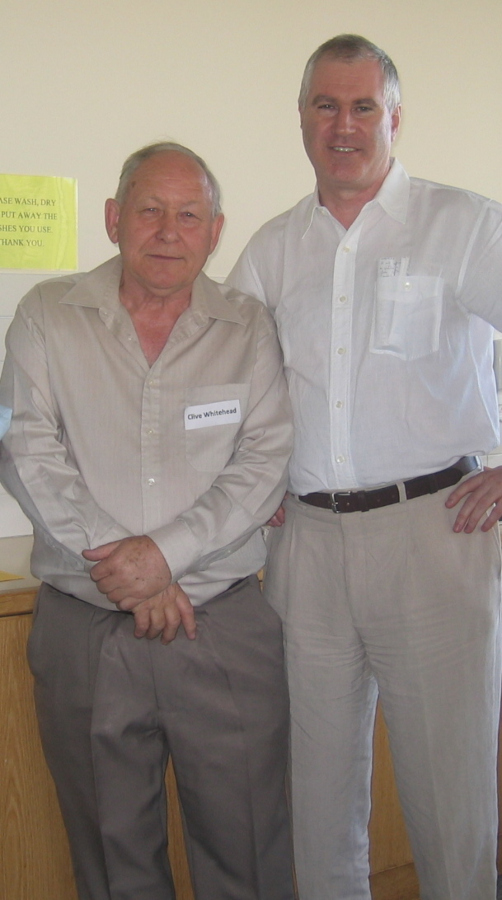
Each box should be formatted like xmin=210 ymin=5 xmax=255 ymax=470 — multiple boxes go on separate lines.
xmin=297 ymin=456 xmax=480 ymax=514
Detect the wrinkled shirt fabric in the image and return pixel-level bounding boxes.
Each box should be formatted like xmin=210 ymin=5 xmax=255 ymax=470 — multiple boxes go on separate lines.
xmin=0 ymin=256 xmax=293 ymax=608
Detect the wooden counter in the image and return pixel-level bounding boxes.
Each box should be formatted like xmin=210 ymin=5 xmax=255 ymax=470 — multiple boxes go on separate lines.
xmin=1 ymin=587 xmax=500 ymax=900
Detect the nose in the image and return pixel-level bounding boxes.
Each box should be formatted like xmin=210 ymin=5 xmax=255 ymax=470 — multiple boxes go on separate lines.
xmin=334 ymin=107 xmax=356 ymax=135
xmin=156 ymin=210 xmax=178 ymax=241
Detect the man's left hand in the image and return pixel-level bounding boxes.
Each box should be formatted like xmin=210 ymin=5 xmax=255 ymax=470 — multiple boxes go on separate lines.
xmin=131 ymin=584 xmax=196 ymax=644
xmin=445 ymin=466 xmax=502 ymax=533
xmin=83 ymin=535 xmax=171 ymax=603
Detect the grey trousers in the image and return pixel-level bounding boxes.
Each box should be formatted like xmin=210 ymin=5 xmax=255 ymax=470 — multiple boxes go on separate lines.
xmin=27 ymin=577 xmax=294 ymax=900
xmin=265 ymin=489 xmax=502 ymax=900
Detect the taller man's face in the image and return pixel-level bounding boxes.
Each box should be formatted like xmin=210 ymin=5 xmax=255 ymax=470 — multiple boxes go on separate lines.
xmin=300 ymin=57 xmax=401 ymax=206
xmin=105 ymin=152 xmax=224 ymax=300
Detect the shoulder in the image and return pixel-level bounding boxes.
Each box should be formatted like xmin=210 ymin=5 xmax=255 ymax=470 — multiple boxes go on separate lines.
xmin=17 ymin=256 xmax=120 ymax=320
xmin=409 ymin=175 xmax=502 ymax=220
xmin=20 ymin=271 xmax=84 ymax=308
xmin=199 ymin=273 xmax=277 ymax=338
xmin=244 ymin=193 xmax=315 ymax=256
xmin=227 ymin=194 xmax=314 ymax=303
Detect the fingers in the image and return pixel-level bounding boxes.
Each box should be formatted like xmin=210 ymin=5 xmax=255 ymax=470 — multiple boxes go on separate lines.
xmin=132 ymin=602 xmax=157 ymax=638
xmin=84 ymin=535 xmax=171 ymax=602
xmin=133 ymin=597 xmax=181 ymax=642
xmin=267 ymin=504 xmax=285 ymax=527
xmin=479 ymin=504 xmax=502 ymax=533
xmin=114 ymin=594 xmax=144 ymax=612
xmin=445 ymin=470 xmax=487 ymax=509
xmin=131 ymin=585 xmax=196 ymax=645
xmin=445 ymin=467 xmax=502 ymax=533
xmin=82 ymin=541 xmax=121 ymax=562
xmin=174 ymin=586 xmax=197 ymax=641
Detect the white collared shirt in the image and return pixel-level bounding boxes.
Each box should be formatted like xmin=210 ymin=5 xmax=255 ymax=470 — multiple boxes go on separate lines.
xmin=227 ymin=160 xmax=502 ymax=493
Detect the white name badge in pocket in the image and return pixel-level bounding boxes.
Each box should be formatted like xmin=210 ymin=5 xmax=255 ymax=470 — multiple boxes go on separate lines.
xmin=184 ymin=400 xmax=241 ymax=430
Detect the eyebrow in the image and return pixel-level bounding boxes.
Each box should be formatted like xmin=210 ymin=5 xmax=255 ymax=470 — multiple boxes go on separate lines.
xmin=311 ymin=94 xmax=378 ymax=106
xmin=137 ymin=195 xmax=203 ymax=207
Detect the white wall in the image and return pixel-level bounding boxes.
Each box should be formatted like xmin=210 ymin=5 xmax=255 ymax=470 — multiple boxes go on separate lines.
xmin=1 ymin=0 xmax=501 ymax=534
xmin=2 ymin=0 xmax=502 ymax=279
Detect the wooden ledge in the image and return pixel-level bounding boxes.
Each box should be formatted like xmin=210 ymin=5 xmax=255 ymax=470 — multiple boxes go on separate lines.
xmin=0 ymin=587 xmax=37 ymax=617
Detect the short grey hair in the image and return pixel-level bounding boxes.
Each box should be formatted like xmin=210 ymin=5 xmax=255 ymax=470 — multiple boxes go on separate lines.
xmin=298 ymin=34 xmax=401 ymax=113
xmin=115 ymin=141 xmax=222 ymax=216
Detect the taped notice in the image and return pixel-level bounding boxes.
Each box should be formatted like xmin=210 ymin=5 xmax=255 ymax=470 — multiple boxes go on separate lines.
xmin=0 ymin=173 xmax=77 ymax=270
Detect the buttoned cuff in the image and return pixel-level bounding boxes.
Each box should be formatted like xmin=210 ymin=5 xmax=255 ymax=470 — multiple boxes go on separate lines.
xmin=147 ymin=519 xmax=202 ymax=583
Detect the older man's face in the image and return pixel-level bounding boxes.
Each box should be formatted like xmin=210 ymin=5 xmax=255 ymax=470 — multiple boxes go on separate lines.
xmin=105 ymin=152 xmax=223 ymax=300
xmin=300 ymin=56 xmax=400 ymax=206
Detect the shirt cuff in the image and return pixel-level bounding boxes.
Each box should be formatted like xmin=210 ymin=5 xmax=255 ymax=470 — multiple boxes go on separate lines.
xmin=147 ymin=518 xmax=202 ymax=583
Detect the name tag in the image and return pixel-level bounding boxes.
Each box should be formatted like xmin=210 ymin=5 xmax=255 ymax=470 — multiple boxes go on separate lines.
xmin=184 ymin=400 xmax=241 ymax=430
xmin=378 ymin=256 xmax=409 ymax=277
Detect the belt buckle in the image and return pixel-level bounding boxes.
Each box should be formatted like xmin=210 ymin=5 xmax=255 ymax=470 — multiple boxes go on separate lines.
xmin=330 ymin=491 xmax=352 ymax=514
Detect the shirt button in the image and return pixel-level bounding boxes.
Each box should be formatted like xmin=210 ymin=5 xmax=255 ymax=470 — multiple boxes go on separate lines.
xmin=147 ymin=477 xmax=156 ymax=486
xmin=335 ymin=400 xmax=343 ymax=409
xmin=335 ymin=455 xmax=345 ymax=464
xmin=146 ymin=429 xmax=154 ymax=435
xmin=337 ymin=347 xmax=346 ymax=355
xmin=339 ymin=295 xmax=347 ymax=304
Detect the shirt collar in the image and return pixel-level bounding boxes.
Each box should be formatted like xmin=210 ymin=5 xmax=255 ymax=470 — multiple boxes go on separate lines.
xmin=302 ymin=190 xmax=326 ymax=238
xmin=59 ymin=255 xmax=245 ymax=325
xmin=59 ymin=256 xmax=123 ymax=311
xmin=373 ymin=158 xmax=410 ymax=224
xmin=302 ymin=157 xmax=410 ymax=237
xmin=188 ymin=271 xmax=246 ymax=326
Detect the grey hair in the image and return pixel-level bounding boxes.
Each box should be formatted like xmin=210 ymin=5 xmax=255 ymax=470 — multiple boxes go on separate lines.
xmin=298 ymin=34 xmax=401 ymax=113
xmin=114 ymin=141 xmax=222 ymax=216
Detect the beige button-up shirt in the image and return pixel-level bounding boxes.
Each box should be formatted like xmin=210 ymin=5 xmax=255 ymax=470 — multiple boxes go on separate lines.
xmin=0 ymin=256 xmax=293 ymax=608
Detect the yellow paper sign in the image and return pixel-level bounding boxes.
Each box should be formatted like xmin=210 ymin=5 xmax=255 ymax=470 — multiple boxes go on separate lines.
xmin=0 ymin=173 xmax=77 ymax=271
xmin=0 ymin=569 xmax=23 ymax=582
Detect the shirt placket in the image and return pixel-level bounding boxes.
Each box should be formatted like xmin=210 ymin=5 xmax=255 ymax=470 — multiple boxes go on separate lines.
xmin=141 ymin=368 xmax=163 ymax=532
xmin=329 ymin=223 xmax=362 ymax=488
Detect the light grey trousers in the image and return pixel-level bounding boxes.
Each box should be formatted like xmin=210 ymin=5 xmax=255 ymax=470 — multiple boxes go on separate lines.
xmin=265 ymin=488 xmax=502 ymax=900
xmin=27 ymin=577 xmax=295 ymax=900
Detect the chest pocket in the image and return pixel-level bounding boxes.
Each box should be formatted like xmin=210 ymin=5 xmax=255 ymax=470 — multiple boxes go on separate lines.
xmin=184 ymin=383 xmax=250 ymax=472
xmin=371 ymin=274 xmax=443 ymax=361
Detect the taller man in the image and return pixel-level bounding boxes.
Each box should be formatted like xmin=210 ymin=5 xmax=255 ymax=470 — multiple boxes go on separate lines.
xmin=0 ymin=142 xmax=295 ymax=900
xmin=228 ymin=35 xmax=502 ymax=900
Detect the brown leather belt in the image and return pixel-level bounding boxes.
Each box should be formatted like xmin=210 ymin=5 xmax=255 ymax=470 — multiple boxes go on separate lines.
xmin=298 ymin=456 xmax=480 ymax=514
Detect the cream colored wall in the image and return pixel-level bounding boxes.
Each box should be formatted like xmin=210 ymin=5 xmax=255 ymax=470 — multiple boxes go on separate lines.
xmin=0 ymin=0 xmax=501 ymax=537
xmin=2 ymin=0 xmax=502 ymax=281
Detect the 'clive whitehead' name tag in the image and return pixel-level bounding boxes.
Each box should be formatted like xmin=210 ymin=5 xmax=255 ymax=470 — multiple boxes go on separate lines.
xmin=184 ymin=400 xmax=241 ymax=430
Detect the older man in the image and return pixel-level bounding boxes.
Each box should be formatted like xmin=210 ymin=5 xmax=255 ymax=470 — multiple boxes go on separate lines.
xmin=0 ymin=142 xmax=295 ymax=900
xmin=228 ymin=35 xmax=502 ymax=900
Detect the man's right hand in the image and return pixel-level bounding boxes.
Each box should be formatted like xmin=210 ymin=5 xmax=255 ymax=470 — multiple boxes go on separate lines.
xmin=83 ymin=535 xmax=171 ymax=603
xmin=267 ymin=503 xmax=286 ymax=527
xmin=130 ymin=583 xmax=196 ymax=644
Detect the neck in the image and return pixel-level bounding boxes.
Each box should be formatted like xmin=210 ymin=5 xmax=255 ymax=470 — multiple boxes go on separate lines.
xmin=318 ymin=167 xmax=391 ymax=230
xmin=120 ymin=283 xmax=192 ymax=366
xmin=320 ymin=192 xmax=370 ymax=229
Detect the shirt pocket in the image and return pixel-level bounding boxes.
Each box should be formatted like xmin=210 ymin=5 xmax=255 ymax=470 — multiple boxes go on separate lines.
xmin=371 ymin=274 xmax=443 ymax=361
xmin=184 ymin=383 xmax=250 ymax=473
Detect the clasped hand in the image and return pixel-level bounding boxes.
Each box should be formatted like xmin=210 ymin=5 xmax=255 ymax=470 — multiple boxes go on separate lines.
xmin=82 ymin=535 xmax=196 ymax=643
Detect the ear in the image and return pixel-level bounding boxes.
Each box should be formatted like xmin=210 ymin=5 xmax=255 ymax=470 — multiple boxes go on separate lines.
xmin=209 ymin=213 xmax=225 ymax=255
xmin=390 ymin=105 xmax=402 ymax=142
xmin=104 ymin=198 xmax=120 ymax=244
